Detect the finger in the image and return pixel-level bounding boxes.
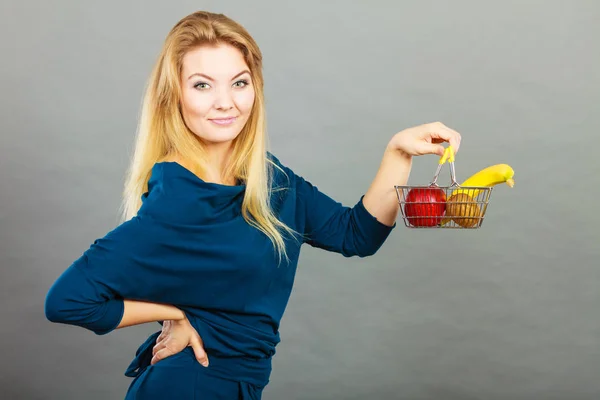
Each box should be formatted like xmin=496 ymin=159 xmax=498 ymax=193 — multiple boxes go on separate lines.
xmin=152 ymin=340 xmax=167 ymax=357
xmin=419 ymin=142 xmax=446 ymax=156
xmin=439 ymin=125 xmax=461 ymax=153
xmin=444 ymin=126 xmax=462 ymax=153
xmin=150 ymin=347 xmax=174 ymax=365
xmin=427 ymin=127 xmax=461 ymax=154
xmin=155 ymin=321 xmax=171 ymax=343
xmin=190 ymin=336 xmax=209 ymax=367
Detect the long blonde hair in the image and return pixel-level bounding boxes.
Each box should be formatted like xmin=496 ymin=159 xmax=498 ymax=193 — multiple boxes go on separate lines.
xmin=120 ymin=11 xmax=299 ymax=263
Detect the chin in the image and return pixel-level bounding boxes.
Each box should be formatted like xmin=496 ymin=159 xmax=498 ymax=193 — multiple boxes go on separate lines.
xmin=195 ymin=130 xmax=243 ymax=145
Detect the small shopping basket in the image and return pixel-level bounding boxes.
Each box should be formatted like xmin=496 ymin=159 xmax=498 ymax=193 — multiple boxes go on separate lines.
xmin=394 ymin=146 xmax=493 ymax=229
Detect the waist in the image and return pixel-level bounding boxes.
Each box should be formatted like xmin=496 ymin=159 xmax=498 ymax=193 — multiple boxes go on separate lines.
xmin=185 ymin=309 xmax=280 ymax=359
xmin=184 ymin=347 xmax=272 ymax=387
xmin=124 ymin=331 xmax=272 ymax=387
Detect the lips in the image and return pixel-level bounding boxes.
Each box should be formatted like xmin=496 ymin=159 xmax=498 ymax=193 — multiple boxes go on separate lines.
xmin=209 ymin=117 xmax=237 ymax=126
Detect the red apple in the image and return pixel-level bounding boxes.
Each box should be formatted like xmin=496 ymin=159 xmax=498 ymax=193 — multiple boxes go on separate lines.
xmin=404 ymin=187 xmax=447 ymax=227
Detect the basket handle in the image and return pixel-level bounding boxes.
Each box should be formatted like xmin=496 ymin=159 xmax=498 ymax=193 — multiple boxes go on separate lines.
xmin=439 ymin=146 xmax=455 ymax=164
xmin=430 ymin=146 xmax=459 ymax=186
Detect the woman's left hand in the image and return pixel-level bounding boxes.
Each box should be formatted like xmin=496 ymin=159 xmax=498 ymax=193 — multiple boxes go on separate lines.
xmin=387 ymin=121 xmax=462 ymax=157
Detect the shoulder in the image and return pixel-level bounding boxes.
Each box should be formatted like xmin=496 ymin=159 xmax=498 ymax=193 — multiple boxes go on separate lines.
xmin=267 ymin=151 xmax=316 ymax=189
xmin=267 ymin=151 xmax=296 ymax=187
xmin=266 ymin=151 xmax=286 ymax=171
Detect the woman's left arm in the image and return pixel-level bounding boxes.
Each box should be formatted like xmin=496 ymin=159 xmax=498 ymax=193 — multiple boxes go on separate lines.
xmin=283 ymin=122 xmax=461 ymax=258
xmin=362 ymin=121 xmax=462 ymax=227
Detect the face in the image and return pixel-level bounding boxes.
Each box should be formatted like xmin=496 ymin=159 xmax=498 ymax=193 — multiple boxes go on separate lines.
xmin=179 ymin=43 xmax=255 ymax=148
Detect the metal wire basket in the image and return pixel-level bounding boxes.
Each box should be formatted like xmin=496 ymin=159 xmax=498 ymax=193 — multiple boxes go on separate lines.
xmin=394 ymin=146 xmax=493 ymax=229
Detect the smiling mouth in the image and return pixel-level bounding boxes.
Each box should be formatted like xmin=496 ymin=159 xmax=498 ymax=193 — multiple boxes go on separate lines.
xmin=209 ymin=117 xmax=237 ymax=125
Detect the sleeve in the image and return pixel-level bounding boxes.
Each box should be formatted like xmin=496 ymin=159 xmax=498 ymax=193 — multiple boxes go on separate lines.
xmin=44 ymin=216 xmax=154 ymax=335
xmin=289 ymin=166 xmax=396 ymax=258
xmin=268 ymin=149 xmax=396 ymax=257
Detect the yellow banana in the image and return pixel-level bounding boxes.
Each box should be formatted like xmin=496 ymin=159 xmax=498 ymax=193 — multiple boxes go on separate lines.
xmin=452 ymin=163 xmax=515 ymax=198
xmin=439 ymin=163 xmax=515 ymax=227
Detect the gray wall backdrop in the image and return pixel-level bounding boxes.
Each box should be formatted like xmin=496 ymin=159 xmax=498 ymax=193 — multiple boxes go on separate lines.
xmin=2 ymin=1 xmax=599 ymax=399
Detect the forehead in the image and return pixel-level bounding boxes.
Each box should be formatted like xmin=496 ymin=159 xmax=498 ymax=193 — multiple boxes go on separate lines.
xmin=181 ymin=43 xmax=249 ymax=78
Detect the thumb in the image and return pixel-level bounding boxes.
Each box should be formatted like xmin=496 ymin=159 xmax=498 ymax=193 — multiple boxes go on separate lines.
xmin=420 ymin=142 xmax=445 ymax=156
xmin=191 ymin=337 xmax=209 ymax=367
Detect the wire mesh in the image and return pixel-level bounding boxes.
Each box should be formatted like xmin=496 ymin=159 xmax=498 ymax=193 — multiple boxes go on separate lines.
xmin=394 ymin=185 xmax=493 ymax=229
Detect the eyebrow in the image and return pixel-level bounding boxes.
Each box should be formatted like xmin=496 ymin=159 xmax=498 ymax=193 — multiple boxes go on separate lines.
xmin=187 ymin=70 xmax=251 ymax=81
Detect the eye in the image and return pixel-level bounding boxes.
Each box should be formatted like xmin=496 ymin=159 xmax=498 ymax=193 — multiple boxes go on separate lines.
xmin=193 ymin=82 xmax=210 ymax=90
xmin=234 ymin=79 xmax=250 ymax=88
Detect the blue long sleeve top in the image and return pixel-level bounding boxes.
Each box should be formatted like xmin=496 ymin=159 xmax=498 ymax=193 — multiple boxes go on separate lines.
xmin=44 ymin=153 xmax=395 ymax=387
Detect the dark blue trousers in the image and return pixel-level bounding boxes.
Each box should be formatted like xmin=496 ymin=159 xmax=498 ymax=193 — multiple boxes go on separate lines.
xmin=124 ymin=332 xmax=268 ymax=399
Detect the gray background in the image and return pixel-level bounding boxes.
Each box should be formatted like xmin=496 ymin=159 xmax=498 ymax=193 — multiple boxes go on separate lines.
xmin=2 ymin=0 xmax=599 ymax=399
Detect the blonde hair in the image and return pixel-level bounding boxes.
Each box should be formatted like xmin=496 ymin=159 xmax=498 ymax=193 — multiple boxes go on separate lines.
xmin=120 ymin=11 xmax=299 ymax=263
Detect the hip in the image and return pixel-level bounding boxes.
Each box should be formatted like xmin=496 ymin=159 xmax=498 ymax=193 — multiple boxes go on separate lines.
xmin=125 ymin=346 xmax=269 ymax=400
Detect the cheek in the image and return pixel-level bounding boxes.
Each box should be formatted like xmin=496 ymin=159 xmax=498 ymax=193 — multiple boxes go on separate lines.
xmin=182 ymin=90 xmax=211 ymax=117
xmin=236 ymin=91 xmax=256 ymax=114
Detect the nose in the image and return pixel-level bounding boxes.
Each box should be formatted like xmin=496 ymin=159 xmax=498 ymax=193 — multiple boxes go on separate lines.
xmin=214 ymin=87 xmax=234 ymax=111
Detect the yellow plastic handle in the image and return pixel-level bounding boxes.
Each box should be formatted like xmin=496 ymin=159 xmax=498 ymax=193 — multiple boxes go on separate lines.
xmin=438 ymin=146 xmax=455 ymax=164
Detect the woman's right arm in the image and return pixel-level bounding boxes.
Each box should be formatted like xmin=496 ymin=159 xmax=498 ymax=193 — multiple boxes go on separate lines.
xmin=44 ymin=216 xmax=173 ymax=335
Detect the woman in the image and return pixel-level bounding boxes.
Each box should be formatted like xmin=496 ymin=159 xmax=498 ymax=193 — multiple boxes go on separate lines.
xmin=44 ymin=10 xmax=461 ymax=399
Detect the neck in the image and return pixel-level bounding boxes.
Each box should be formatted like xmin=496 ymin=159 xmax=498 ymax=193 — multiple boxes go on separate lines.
xmin=166 ymin=141 xmax=237 ymax=186
xmin=204 ymin=141 xmax=236 ymax=184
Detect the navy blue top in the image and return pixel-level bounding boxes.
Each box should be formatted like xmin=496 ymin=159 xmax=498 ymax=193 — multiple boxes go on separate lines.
xmin=44 ymin=153 xmax=395 ymax=387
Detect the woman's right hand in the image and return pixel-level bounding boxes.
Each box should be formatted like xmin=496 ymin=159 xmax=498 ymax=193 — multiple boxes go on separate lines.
xmin=151 ymin=315 xmax=209 ymax=367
